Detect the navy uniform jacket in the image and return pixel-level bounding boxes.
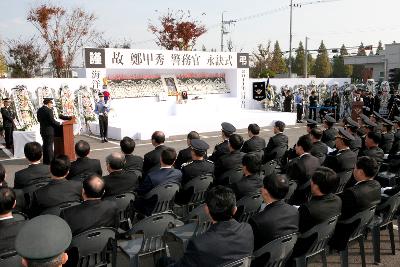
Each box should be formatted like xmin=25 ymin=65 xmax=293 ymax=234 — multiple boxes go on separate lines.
xmin=135 ymin=168 xmax=182 ymax=196
xmin=143 ymin=145 xmax=166 ymax=175
xmin=174 ymin=147 xmax=193 ymax=170
xmin=173 ymin=219 xmax=254 ymax=267
xmin=349 ymin=133 xmax=362 ymax=154
xmin=359 ymin=146 xmax=384 ymax=166
xmin=231 ymin=174 xmax=263 ymax=200
xmin=381 ymin=132 xmax=394 ymax=154
xmin=13 ymin=163 xmax=51 ymax=189
xmin=67 ymin=157 xmax=102 ymax=181
xmin=1 ymin=106 xmax=15 ymax=128
xmin=208 ymin=140 xmax=229 ymax=163
xmin=310 ymin=141 xmax=328 ymax=164
xmin=181 ymin=159 xmax=214 ymax=186
xmin=103 ymin=170 xmax=139 ymax=197
xmin=321 ymin=127 xmax=338 ymax=148
xmin=263 ymin=133 xmax=289 ymax=163
xmin=241 ymin=136 xmax=266 ymax=153
xmin=214 ymin=150 xmax=244 ymax=179
xmin=324 ymin=148 xmax=357 ymax=173
xmin=124 ymin=154 xmax=143 ymax=172
xmin=0 ymin=218 xmax=26 ymax=252
xmin=389 ymin=130 xmax=400 ymax=156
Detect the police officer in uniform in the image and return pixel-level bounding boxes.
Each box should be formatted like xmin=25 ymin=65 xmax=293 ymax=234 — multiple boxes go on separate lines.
xmin=344 ymin=117 xmax=362 ymax=154
xmin=389 ymin=116 xmax=400 ymax=156
xmin=306 ymin=119 xmax=318 ymax=134
xmin=285 ymin=119 xmax=318 ymax=163
xmin=321 ymin=115 xmax=338 ymax=148
xmin=208 ymin=122 xmax=236 ymax=163
xmin=1 ymin=98 xmax=15 ymax=149
xmin=94 ymin=93 xmax=110 ymax=143
xmin=380 ymin=118 xmax=395 ymax=154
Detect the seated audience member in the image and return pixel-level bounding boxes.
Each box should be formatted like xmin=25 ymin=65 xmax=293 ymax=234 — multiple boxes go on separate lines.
xmin=291 ymin=167 xmax=342 ymax=257
xmin=209 ymin=122 xmax=236 ymax=163
xmin=103 ymin=152 xmax=139 ymax=197
xmin=249 ymin=173 xmax=298 ymax=266
xmin=306 ymin=119 xmax=318 ymax=134
xmin=358 ymin=131 xmax=384 ymax=166
xmin=0 ymin=187 xmax=27 ymax=252
xmin=143 ymin=131 xmax=166 ymax=176
xmin=32 ymin=155 xmax=82 ymax=215
xmin=120 ymin=136 xmax=143 ymax=172
xmin=344 ymin=118 xmax=362 ymax=154
xmin=67 ymin=140 xmax=102 ymax=181
xmin=231 ymin=153 xmax=263 ymax=200
xmin=214 ymin=134 xmax=245 ymax=180
xmin=15 ymin=215 xmax=72 ymax=267
xmin=167 ymin=186 xmax=254 ymax=267
xmin=14 ymin=142 xmax=51 ymax=189
xmin=174 ymin=131 xmax=200 ymax=169
xmin=286 ymin=135 xmax=320 ymax=205
xmin=310 ymin=128 xmax=328 ymax=164
xmin=389 ymin=116 xmax=400 ymax=157
xmin=134 ymin=148 xmax=182 ymax=216
xmin=241 ymin=123 xmax=266 ymax=153
xmin=329 ymin=156 xmax=381 ymax=251
xmin=380 ymin=118 xmax=395 ymax=154
xmin=324 ymin=128 xmax=357 ymax=173
xmin=263 ymin=120 xmax=288 ymax=163
xmin=321 ymin=115 xmax=338 ymax=148
xmin=61 ymin=174 xmax=119 ymax=236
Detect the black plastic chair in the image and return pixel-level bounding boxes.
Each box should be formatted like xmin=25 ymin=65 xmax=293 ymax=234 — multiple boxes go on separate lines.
xmin=261 ymin=160 xmax=277 ymax=177
xmin=12 ymin=210 xmax=28 ymax=221
xmin=105 ymin=192 xmax=135 ymax=231
xmin=338 ymin=206 xmax=376 ymax=267
xmin=220 ymin=256 xmax=252 ymax=267
xmin=369 ymin=192 xmax=400 ymax=264
xmin=41 ymin=201 xmax=82 ymax=216
xmin=293 ymin=216 xmax=339 ymax=267
xmin=235 ymin=194 xmax=263 ymax=223
xmin=219 ymin=168 xmax=243 ymax=185
xmin=70 ymin=227 xmax=117 ymax=267
xmin=284 ymin=180 xmax=297 ymax=203
xmin=22 ymin=182 xmax=49 ymax=210
xmin=119 ymin=213 xmax=176 ymax=267
xmin=335 ymin=171 xmax=352 ymax=194
xmin=143 ymin=183 xmax=180 ymax=215
xmin=253 ymin=233 xmax=298 ymax=267
xmin=0 ymin=250 xmax=23 ymax=267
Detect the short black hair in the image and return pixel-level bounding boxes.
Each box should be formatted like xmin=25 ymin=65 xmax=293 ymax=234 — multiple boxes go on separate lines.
xmin=120 ymin=137 xmax=136 ymax=154
xmin=151 ymin=131 xmax=165 ymax=144
xmin=297 ymin=134 xmax=313 ymax=152
xmin=242 ymin=153 xmax=262 ymax=174
xmin=75 ymin=140 xmax=90 ymax=158
xmin=0 ymin=163 xmax=5 ymax=183
xmin=312 ymin=167 xmax=339 ymax=194
xmin=24 ymin=142 xmax=42 ymax=162
xmin=229 ymin=134 xmax=244 ymax=151
xmin=50 ymin=155 xmax=70 ymax=177
xmin=161 ymin=147 xmax=177 ymax=166
xmin=367 ymin=131 xmax=381 ymax=145
xmin=248 ymin=124 xmax=260 ymax=135
xmin=356 ymin=156 xmax=379 ymax=178
xmin=275 ymin=121 xmax=285 ymax=132
xmin=310 ymin=128 xmax=323 ymax=140
xmin=263 ymin=173 xmax=289 ymax=200
xmin=83 ymin=174 xmax=105 ymax=198
xmin=0 ymin=187 xmax=15 ymax=215
xmin=205 ymin=186 xmax=236 ymax=221
xmin=106 ymin=152 xmax=125 ymax=170
xmin=187 ymin=131 xmax=200 ymax=140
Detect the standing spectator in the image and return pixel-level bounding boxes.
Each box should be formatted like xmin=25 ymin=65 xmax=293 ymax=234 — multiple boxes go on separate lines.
xmin=308 ymin=91 xmax=318 ymax=121
xmin=331 ymin=90 xmax=341 ymax=120
xmin=94 ymin=93 xmax=110 ymax=143
xmin=283 ymin=90 xmax=293 ymax=112
xmin=1 ymin=98 xmax=15 ymax=149
xmin=295 ymin=89 xmax=304 ymax=123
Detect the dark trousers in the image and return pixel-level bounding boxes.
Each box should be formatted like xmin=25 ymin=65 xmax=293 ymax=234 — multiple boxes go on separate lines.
xmin=99 ymin=115 xmax=108 ymax=139
xmin=296 ymin=104 xmax=303 ymax=121
xmin=42 ymin=134 xmax=54 ymax=165
xmin=4 ymin=126 xmax=13 ymax=148
xmin=308 ymin=107 xmax=317 ymax=121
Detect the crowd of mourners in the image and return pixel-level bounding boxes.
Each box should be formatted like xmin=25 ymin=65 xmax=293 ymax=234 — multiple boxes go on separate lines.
xmin=1 ymin=110 xmax=400 ymax=267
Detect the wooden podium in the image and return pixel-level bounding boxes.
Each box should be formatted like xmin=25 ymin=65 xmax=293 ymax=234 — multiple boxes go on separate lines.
xmin=54 ymin=117 xmax=76 ymax=161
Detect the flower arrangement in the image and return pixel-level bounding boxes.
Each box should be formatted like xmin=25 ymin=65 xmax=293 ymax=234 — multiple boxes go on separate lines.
xmin=11 ymin=85 xmax=38 ymax=131
xmin=57 ymin=85 xmax=78 ymax=117
xmin=76 ymin=86 xmax=96 ymax=122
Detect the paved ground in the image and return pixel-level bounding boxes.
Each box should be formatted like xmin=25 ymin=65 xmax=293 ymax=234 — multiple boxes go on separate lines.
xmin=1 ymin=123 xmax=400 ymax=266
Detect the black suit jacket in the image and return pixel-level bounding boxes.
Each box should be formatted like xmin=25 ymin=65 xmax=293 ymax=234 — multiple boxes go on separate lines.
xmin=214 ymin=150 xmax=244 ymax=179
xmin=67 ymin=157 xmax=102 ymax=181
xmin=173 ymin=219 xmax=254 ymax=267
xmin=14 ymin=164 xmax=51 ymax=189
xmin=124 ymin=154 xmax=143 ymax=172
xmin=310 ymin=141 xmax=328 ymax=164
xmin=324 ymin=148 xmax=357 ymax=173
xmin=359 ymin=146 xmax=384 ymax=166
xmin=0 ymin=218 xmax=26 ymax=252
xmin=143 ymin=145 xmax=166 ymax=175
xmin=264 ymin=133 xmax=288 ymax=163
xmin=389 ymin=130 xmax=400 ymax=156
xmin=37 ymin=105 xmax=62 ymax=136
xmin=181 ymin=160 xmax=214 ymax=186
xmin=174 ymin=147 xmax=193 ymax=170
xmin=1 ymin=107 xmax=15 ymax=128
xmin=241 ymin=136 xmax=266 ymax=153
xmin=321 ymin=127 xmax=338 ymax=148
xmin=103 ymin=170 xmax=138 ymax=198
xmin=231 ymin=174 xmax=263 ymax=200
xmin=60 ymin=199 xmax=119 ymax=236
xmin=381 ymin=132 xmax=394 ymax=154
xmin=208 ymin=140 xmax=229 ymax=163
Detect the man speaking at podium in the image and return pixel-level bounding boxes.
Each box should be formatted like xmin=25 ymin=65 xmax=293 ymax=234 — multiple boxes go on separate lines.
xmin=37 ymin=97 xmax=72 ymax=165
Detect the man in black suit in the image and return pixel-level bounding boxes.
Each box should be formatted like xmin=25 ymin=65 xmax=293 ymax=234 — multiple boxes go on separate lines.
xmin=310 ymin=128 xmax=328 ymax=164
xmin=214 ymin=134 xmax=245 ymax=181
xmin=344 ymin=118 xmax=362 ymax=154
xmin=359 ymin=131 xmax=384 ymax=166
xmin=324 ymin=128 xmax=357 ymax=173
xmin=37 ymin=97 xmax=72 ymax=165
xmin=249 ymin=173 xmax=298 ymax=266
xmin=142 ymin=131 xmax=166 ymax=176
xmin=263 ymin=120 xmax=288 ymax=163
xmin=103 ymin=152 xmax=139 ymax=197
xmin=14 ymin=142 xmax=51 ymax=189
xmin=61 ymin=174 xmax=119 ymax=236
xmin=330 ymin=156 xmax=381 ymax=251
xmin=380 ymin=118 xmax=394 ymax=154
xmin=120 ymin=136 xmax=143 ymax=172
xmin=0 ymin=187 xmax=26 ymax=252
xmin=241 ymin=123 xmax=266 ymax=153
xmin=209 ymin=122 xmax=236 ymax=163
xmin=232 ymin=153 xmax=262 ymax=200
xmin=169 ymin=186 xmax=254 ymax=267
xmin=67 ymin=140 xmax=102 ymax=181
xmin=286 ymin=135 xmax=320 ymax=205
xmin=32 ymin=155 xmax=82 ymax=216
xmin=321 ymin=115 xmax=338 ymax=148
xmin=174 ymin=131 xmax=200 ymax=169
xmin=1 ymin=98 xmax=15 ymax=149
xmin=134 ymin=148 xmax=182 ymax=216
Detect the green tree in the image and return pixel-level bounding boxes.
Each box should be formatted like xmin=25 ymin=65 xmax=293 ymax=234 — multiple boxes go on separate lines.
xmin=332 ymin=44 xmax=353 ymax=78
xmin=307 ymin=53 xmax=315 ymax=76
xmin=250 ymin=42 xmax=272 ymax=78
xmin=294 ymin=41 xmax=305 ymax=76
xmin=314 ymin=41 xmax=331 ymax=78
xmin=352 ymin=42 xmax=366 ymax=82
xmin=0 ymin=52 xmax=6 ymax=77
xmin=270 ymin=41 xmax=287 ymax=74
xmin=376 ymin=41 xmax=383 ymax=55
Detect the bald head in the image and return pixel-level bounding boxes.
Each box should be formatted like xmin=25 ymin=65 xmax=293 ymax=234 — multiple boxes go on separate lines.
xmin=106 ymin=152 xmax=125 ymax=171
xmin=151 ymin=131 xmax=165 ymax=146
xmin=83 ymin=175 xmax=105 ymax=199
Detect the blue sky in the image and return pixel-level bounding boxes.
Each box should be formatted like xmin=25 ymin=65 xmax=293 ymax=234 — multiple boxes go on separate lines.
xmin=1 ymin=0 xmax=399 ymax=55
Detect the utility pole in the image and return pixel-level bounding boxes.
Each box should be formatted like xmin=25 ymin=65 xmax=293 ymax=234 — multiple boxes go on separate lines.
xmin=304 ymin=37 xmax=309 ymax=78
xmin=288 ymin=1 xmax=301 ymax=78
xmin=220 ymin=12 xmax=237 ymax=52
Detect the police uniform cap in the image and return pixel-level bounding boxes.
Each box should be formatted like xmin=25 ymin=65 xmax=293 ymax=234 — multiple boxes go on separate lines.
xmin=43 ymin=97 xmax=54 ymax=104
xmin=191 ymin=139 xmax=209 ymax=152
xmin=382 ymin=118 xmax=395 ymax=126
xmin=221 ymin=122 xmax=236 ymax=134
xmin=363 ymin=118 xmax=377 ymax=128
xmin=306 ymin=119 xmax=318 ymax=126
xmin=394 ymin=116 xmax=400 ymax=123
xmin=98 ymin=93 xmax=104 ymax=97
xmin=336 ymin=127 xmax=355 ymax=141
xmin=15 ymin=215 xmax=72 ymax=261
xmin=346 ymin=118 xmax=359 ymax=129
xmin=372 ymin=111 xmax=383 ymax=120
xmin=324 ymin=115 xmax=336 ymax=123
